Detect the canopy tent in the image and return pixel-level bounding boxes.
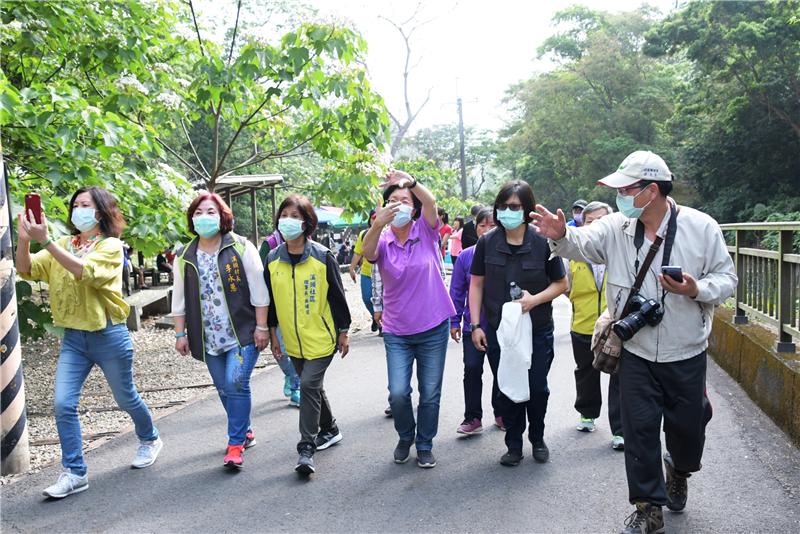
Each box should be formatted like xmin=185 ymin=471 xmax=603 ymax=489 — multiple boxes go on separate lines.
xmin=315 ymin=206 xmax=367 ymax=228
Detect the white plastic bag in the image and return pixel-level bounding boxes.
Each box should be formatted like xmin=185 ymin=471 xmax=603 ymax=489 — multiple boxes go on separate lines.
xmin=496 ymin=301 xmax=533 ymax=403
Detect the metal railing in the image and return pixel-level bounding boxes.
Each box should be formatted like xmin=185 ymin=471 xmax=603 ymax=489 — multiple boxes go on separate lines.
xmin=721 ymin=222 xmax=800 ymax=353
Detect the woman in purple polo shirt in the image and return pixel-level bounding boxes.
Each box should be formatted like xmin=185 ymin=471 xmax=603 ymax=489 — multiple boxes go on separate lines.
xmin=449 ymin=207 xmax=501 ymax=436
xmin=362 ymin=170 xmax=455 ymax=469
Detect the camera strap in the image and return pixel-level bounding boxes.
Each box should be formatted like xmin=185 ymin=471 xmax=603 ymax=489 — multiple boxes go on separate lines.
xmin=622 ymin=234 xmax=663 ymax=317
xmin=629 ymin=202 xmax=679 ymax=314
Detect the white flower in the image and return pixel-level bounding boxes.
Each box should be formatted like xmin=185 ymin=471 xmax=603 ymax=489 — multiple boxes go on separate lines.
xmin=153 ymin=62 xmax=174 ymax=74
xmin=4 ymin=21 xmax=23 ymax=33
xmin=155 ymin=91 xmax=182 ymax=110
xmin=174 ymin=78 xmax=191 ymax=88
xmin=115 ymin=72 xmax=149 ymax=95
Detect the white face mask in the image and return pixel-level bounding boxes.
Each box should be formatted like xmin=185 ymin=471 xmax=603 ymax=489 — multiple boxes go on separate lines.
xmin=391 ymin=205 xmax=413 ymax=228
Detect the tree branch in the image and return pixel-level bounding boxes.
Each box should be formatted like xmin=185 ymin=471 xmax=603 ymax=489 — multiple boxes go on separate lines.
xmin=155 ymin=137 xmax=208 ymax=179
xmin=188 ymin=0 xmax=206 ymax=57
xmin=227 ymin=0 xmax=242 ymax=64
xmin=180 ymin=117 xmax=211 ymax=179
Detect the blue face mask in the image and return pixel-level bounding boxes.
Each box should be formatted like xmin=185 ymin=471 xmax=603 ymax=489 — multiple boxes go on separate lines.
xmin=616 ymin=188 xmax=652 ymax=219
xmin=497 ymin=208 xmax=524 ymax=230
xmin=391 ymin=205 xmax=413 ymax=228
xmin=71 ymin=207 xmax=98 ymax=232
xmin=278 ymin=217 xmax=304 ymax=240
xmin=193 ymin=214 xmax=220 ymax=238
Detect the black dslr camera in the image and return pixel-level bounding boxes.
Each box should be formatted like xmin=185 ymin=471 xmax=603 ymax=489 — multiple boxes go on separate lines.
xmin=612 ymin=293 xmax=664 ymax=342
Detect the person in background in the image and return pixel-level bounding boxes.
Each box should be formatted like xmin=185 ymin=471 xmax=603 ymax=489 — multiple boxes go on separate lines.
xmin=438 ymin=208 xmax=453 ymax=259
xmin=460 ymin=204 xmax=483 ymax=249
xmin=259 ymin=229 xmax=300 ymax=406
xmin=172 ymin=191 xmax=270 ymax=470
xmin=127 ymin=246 xmax=148 ymax=290
xmin=450 ymin=216 xmax=465 ymax=263
xmin=568 ymin=199 xmax=587 ymax=227
xmin=122 ymin=243 xmax=133 ymax=296
xmin=350 ymin=210 xmax=381 ymax=334
xmin=371 ymin=264 xmax=394 ymax=418
xmin=562 ymin=201 xmax=624 ymax=450
xmin=469 ymin=180 xmax=567 ymax=468
xmin=157 ymin=247 xmax=173 ymax=283
xmin=362 ymin=170 xmax=455 ymax=469
xmin=450 ymin=207 xmax=503 ymax=436
xmin=17 ymin=186 xmax=163 ymax=499
xmin=265 ymin=194 xmax=351 ymax=476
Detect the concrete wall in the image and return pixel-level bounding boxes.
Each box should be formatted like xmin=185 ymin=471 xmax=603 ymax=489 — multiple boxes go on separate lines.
xmin=709 ymin=307 xmax=800 ymax=446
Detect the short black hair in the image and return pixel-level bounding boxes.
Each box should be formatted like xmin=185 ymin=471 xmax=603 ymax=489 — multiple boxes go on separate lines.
xmin=383 ymin=184 xmax=422 ymax=220
xmin=493 ymin=180 xmax=536 ymax=226
xmin=475 ymin=207 xmax=493 ymax=226
xmin=470 ymin=204 xmax=483 ymax=217
xmin=639 ymin=179 xmax=673 ymax=197
xmin=437 ymin=207 xmax=449 ymax=224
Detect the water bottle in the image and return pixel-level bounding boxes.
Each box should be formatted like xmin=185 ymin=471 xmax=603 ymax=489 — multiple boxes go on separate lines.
xmin=509 ymin=281 xmax=523 ymax=301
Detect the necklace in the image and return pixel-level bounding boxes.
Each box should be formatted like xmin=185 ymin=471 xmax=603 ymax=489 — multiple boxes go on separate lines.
xmin=68 ymin=234 xmax=102 ymax=258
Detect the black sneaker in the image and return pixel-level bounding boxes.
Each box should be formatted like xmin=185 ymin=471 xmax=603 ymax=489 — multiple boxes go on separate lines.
xmin=500 ymin=449 xmax=523 ymax=467
xmin=532 ymin=440 xmax=550 ymax=463
xmin=314 ymin=428 xmax=343 ymax=451
xmin=621 ymin=502 xmax=665 ymax=534
xmin=664 ymin=453 xmax=689 ymax=512
xmin=295 ymin=444 xmax=315 ymax=475
xmin=393 ymin=440 xmax=412 ymax=463
xmin=371 ymin=320 xmax=379 ymax=332
xmin=417 ymin=449 xmax=436 ymax=468
xmin=384 ymin=406 xmax=393 ymax=418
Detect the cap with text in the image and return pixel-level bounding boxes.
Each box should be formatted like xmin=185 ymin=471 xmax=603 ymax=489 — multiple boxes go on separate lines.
xmin=598 ymin=150 xmax=673 ymax=188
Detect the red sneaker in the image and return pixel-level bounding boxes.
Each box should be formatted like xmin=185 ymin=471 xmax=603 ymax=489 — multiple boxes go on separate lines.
xmin=224 ymin=445 xmax=244 ymax=469
xmin=243 ymin=430 xmax=256 ymax=449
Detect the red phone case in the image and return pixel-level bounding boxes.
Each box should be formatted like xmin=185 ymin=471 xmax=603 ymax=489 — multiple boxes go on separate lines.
xmin=24 ymin=194 xmax=42 ymax=224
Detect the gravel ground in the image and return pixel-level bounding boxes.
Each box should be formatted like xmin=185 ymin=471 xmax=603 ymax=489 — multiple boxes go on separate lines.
xmin=1 ymin=274 xmax=376 ymax=485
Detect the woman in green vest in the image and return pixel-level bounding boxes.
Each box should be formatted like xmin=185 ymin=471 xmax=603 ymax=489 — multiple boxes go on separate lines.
xmin=265 ymin=194 xmax=351 ymax=476
xmin=564 ymin=201 xmax=624 ymax=450
xmin=172 ymin=191 xmax=270 ymax=470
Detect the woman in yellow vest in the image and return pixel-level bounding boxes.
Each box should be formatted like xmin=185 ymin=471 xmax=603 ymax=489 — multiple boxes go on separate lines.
xmin=564 ymin=201 xmax=624 ymax=450
xmin=265 ymin=194 xmax=351 ymax=476
xmin=17 ymin=187 xmax=162 ymax=499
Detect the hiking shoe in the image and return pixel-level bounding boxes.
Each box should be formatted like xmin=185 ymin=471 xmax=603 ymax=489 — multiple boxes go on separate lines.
xmin=532 ymin=440 xmax=550 ymax=463
xmin=417 ymin=449 xmax=437 ymax=468
xmin=621 ymin=502 xmax=665 ymax=534
xmin=131 ymin=437 xmax=163 ymax=469
xmin=42 ymin=471 xmax=89 ymax=499
xmin=664 ymin=452 xmax=689 ymax=512
xmin=456 ymin=418 xmax=483 ymax=435
xmin=393 ymin=440 xmax=413 ymax=463
xmin=314 ymin=428 xmax=343 ymax=450
xmin=289 ymin=389 xmax=300 ymax=407
xmin=576 ymin=417 xmax=596 ymax=432
xmin=612 ymin=435 xmax=625 ymax=451
xmin=500 ymin=449 xmax=523 ymax=467
xmin=494 ymin=416 xmax=505 ymax=431
xmin=384 ymin=405 xmax=393 ymax=418
xmin=224 ymin=444 xmax=244 ymax=469
xmin=371 ymin=319 xmax=379 ymax=332
xmin=244 ymin=430 xmax=257 ymax=449
xmin=295 ymin=444 xmax=315 ymax=475
xmin=283 ymin=376 xmax=292 ymax=397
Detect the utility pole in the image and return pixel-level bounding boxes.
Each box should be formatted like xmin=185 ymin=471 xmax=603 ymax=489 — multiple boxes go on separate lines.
xmin=457 ymin=97 xmax=467 ymax=200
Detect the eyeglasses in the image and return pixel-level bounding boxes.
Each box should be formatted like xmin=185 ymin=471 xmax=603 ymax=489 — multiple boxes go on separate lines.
xmin=497 ymin=203 xmax=523 ymax=211
xmin=617 ymin=184 xmax=646 ymax=196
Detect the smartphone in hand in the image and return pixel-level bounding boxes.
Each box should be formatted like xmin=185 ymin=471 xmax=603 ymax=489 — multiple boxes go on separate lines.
xmin=661 ymin=266 xmax=684 ymax=283
xmin=24 ymin=193 xmax=42 ymax=224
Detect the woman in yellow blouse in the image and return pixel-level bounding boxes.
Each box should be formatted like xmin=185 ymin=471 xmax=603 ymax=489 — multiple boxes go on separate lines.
xmin=17 ymin=187 xmax=162 ymax=499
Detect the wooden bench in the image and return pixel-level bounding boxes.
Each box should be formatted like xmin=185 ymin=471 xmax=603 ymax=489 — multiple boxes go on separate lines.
xmin=124 ymin=287 xmax=171 ymax=331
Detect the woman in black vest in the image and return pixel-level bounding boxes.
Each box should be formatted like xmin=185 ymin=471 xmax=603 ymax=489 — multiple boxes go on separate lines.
xmin=171 ymin=192 xmax=270 ymax=470
xmin=468 ymin=180 xmax=568 ymax=467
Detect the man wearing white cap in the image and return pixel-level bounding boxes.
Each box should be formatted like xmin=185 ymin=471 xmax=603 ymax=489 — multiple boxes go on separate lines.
xmin=532 ymin=151 xmax=737 ymax=534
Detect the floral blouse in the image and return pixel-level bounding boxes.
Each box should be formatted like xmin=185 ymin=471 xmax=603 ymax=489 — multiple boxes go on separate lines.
xmin=197 ymin=249 xmax=238 ymax=356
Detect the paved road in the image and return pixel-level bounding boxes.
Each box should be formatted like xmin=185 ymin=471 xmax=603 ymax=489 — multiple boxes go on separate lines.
xmin=3 ymin=297 xmax=800 ymax=533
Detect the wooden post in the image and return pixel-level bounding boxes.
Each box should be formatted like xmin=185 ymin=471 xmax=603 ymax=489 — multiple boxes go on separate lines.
xmin=0 ymin=153 xmax=30 ymax=475
xmin=734 ymin=229 xmax=748 ymax=324
xmin=249 ymin=187 xmax=258 ymax=245
xmin=776 ymin=229 xmax=795 ymax=352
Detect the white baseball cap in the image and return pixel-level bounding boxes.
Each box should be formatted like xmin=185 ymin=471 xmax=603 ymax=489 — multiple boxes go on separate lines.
xmin=598 ymin=150 xmax=673 ymax=188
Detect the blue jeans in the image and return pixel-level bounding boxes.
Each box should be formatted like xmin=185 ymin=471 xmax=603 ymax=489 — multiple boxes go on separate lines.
xmin=463 ymin=333 xmax=501 ymax=421
xmin=275 ymin=328 xmax=300 ymax=391
xmin=383 ymin=320 xmax=449 ymax=451
xmin=360 ymin=274 xmax=374 ymax=316
xmin=55 ymin=321 xmax=158 ymax=476
xmin=205 ymin=344 xmax=260 ymax=445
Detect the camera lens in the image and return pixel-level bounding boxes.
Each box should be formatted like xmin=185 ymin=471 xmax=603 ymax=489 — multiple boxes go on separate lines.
xmin=613 ymin=311 xmax=646 ymax=341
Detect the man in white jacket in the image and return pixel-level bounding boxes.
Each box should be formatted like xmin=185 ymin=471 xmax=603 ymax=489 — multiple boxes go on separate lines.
xmin=532 ymin=151 xmax=737 ymax=534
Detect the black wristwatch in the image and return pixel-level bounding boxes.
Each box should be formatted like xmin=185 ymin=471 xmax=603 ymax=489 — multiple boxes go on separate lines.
xmin=470 ymin=323 xmax=481 ymax=331
xmin=406 ymin=177 xmax=418 ymax=189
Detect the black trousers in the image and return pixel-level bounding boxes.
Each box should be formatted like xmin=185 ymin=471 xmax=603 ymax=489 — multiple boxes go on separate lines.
xmin=618 ymin=349 xmax=713 ymax=506
xmin=571 ymin=332 xmax=623 ymax=436
xmin=463 ymin=333 xmax=501 ymax=421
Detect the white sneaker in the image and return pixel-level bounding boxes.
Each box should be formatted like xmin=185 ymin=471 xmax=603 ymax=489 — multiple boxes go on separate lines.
xmin=132 ymin=437 xmax=163 ymax=468
xmin=612 ymin=435 xmax=625 ymax=450
xmin=42 ymin=471 xmax=89 ymax=499
xmin=576 ymin=417 xmax=596 ymax=432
